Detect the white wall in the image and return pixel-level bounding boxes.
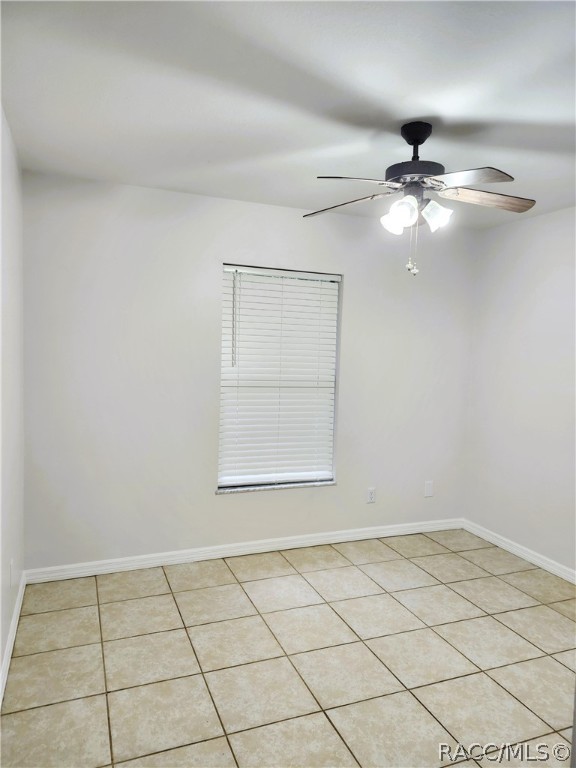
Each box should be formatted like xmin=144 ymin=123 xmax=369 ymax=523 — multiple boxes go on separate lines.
xmin=464 ymin=207 xmax=575 ymax=569
xmin=23 ymin=172 xmax=474 ymax=568
xmin=1 ymin=112 xmax=24 ymax=657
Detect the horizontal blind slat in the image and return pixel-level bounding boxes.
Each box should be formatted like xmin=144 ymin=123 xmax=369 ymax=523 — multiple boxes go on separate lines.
xmin=218 ymin=265 xmax=339 ymax=487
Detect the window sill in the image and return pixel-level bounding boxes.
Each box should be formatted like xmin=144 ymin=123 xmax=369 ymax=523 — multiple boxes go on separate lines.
xmin=216 ymin=480 xmax=336 ymax=495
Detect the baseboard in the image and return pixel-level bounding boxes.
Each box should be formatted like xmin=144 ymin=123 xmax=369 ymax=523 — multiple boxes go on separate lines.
xmin=462 ymin=519 xmax=576 ymax=584
xmin=24 ymin=517 xmax=465 ymax=583
xmin=0 ymin=573 xmax=26 ymax=703
xmin=23 ymin=516 xmax=575 ymax=586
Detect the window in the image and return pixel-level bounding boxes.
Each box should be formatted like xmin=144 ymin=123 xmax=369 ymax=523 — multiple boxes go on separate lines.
xmin=218 ymin=265 xmax=341 ymax=490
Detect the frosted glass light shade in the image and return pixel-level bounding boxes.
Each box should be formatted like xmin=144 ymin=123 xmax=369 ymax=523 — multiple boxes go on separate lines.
xmin=389 ymin=195 xmax=419 ymax=227
xmin=380 ymin=213 xmax=404 ymax=235
xmin=422 ymin=199 xmax=453 ymax=232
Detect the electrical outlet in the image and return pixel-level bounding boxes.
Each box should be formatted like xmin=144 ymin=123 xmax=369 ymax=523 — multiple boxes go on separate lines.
xmin=367 ymin=487 xmax=376 ymax=504
xmin=424 ymin=480 xmax=434 ymax=498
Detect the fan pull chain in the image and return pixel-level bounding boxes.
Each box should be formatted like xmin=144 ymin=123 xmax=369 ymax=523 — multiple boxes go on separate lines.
xmin=406 ymin=221 xmax=419 ymax=276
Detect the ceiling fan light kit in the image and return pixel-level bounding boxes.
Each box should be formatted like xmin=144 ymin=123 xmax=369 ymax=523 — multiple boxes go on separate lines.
xmin=305 ymin=121 xmax=536 ymax=274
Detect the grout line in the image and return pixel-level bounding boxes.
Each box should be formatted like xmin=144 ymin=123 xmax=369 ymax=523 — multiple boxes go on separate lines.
xmin=489 ymin=609 xmax=576 ymax=655
xmin=262 ymin=628 xmax=361 ymax=767
xmin=2 ymin=690 xmax=107 ymax=717
xmin=162 ymin=564 xmax=240 ymax=768
xmin=93 ymin=578 xmax=114 ymax=767
xmin=259 ymin=573 xmax=473 ymax=763
xmin=382 ymin=595 xmax=575 ymax=735
xmin=12 ymin=637 xmax=102 ymax=659
xmin=110 ymin=735 xmax=229 ymax=768
xmin=5 ymin=536 xmax=575 ymax=766
xmin=19 ymin=600 xmax=97 ymax=618
xmin=226 ymin=552 xmax=364 ymax=765
xmin=233 ymin=566 xmax=362 ymax=767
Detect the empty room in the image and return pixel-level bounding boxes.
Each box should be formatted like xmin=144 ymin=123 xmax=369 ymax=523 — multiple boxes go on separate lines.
xmin=1 ymin=2 xmax=575 ymax=767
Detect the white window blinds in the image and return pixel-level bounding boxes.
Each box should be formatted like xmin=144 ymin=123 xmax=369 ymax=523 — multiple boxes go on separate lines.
xmin=218 ymin=265 xmax=341 ymax=489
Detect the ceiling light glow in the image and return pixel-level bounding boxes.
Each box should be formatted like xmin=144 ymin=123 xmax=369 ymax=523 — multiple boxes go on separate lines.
xmin=390 ymin=195 xmax=419 ymax=227
xmin=380 ymin=194 xmax=420 ymax=234
xmin=380 ymin=213 xmax=404 ymax=235
xmin=421 ymin=199 xmax=453 ymax=232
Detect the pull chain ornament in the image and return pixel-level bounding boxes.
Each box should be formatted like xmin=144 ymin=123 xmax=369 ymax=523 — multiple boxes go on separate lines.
xmin=406 ymin=258 xmax=419 ymax=276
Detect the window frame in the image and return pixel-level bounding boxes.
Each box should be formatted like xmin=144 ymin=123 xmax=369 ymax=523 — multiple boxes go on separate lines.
xmin=216 ymin=263 xmax=342 ymax=493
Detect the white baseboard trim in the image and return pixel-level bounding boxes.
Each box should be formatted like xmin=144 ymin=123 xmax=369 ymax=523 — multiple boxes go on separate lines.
xmin=1 ymin=573 xmax=26 ymax=703
xmin=24 ymin=518 xmax=465 ymax=583
xmin=4 ymin=516 xmax=572 ymax=706
xmin=22 ymin=516 xmax=575 ymax=586
xmin=462 ymin=519 xmax=576 ymax=584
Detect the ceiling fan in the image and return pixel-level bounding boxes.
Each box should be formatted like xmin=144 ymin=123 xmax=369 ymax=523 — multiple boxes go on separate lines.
xmin=303 ymin=121 xmax=536 ymax=229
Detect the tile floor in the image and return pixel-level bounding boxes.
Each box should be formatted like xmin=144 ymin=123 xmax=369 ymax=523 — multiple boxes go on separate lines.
xmin=2 ymin=529 xmax=575 ymax=767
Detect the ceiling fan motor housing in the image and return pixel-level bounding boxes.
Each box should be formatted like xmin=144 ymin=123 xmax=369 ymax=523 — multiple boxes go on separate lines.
xmin=385 ymin=160 xmax=445 ymax=182
xmin=387 ymin=121 xmax=444 ymax=182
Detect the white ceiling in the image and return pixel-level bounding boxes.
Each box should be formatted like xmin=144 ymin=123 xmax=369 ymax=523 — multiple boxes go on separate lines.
xmin=2 ymin=1 xmax=575 ymax=228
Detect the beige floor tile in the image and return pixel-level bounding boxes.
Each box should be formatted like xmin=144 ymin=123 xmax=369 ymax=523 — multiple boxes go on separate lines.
xmin=332 ymin=538 xmax=402 ymax=564
xmin=116 ymin=737 xmax=236 ymax=767
xmin=109 ymin=675 xmax=222 ymax=763
xmin=360 ymin=559 xmax=439 ymax=592
xmin=100 ymin=594 xmax=183 ymax=640
xmin=174 ymin=584 xmax=256 ymax=626
xmin=281 ymin=544 xmax=349 ymax=572
xmin=291 ymin=641 xmax=402 ymax=707
xmin=304 ymin=566 xmax=384 ymax=601
xmin=327 ymin=691 xmax=457 ymax=768
xmin=188 ymin=615 xmax=283 ymax=671
xmin=449 ymin=576 xmax=539 ymax=613
xmin=1 ymin=695 xmax=111 ymax=768
xmin=97 ymin=567 xmax=169 ymax=603
xmin=393 ymin=584 xmax=485 ymax=625
xmin=501 ymin=570 xmax=576 ymax=604
xmin=459 ymin=547 xmax=537 ymax=576
xmin=413 ymin=553 xmax=491 ymax=583
xmin=2 ymin=644 xmax=105 ymax=713
xmin=330 ymin=594 xmax=424 ymax=639
xmin=550 ymin=599 xmax=576 ymax=621
xmin=560 ymin=728 xmax=572 ymax=743
xmin=21 ymin=577 xmax=97 ymax=615
xmin=434 ymin=616 xmax=543 ymax=669
xmin=229 ymin=712 xmax=357 ymax=767
xmin=426 ymin=529 xmax=493 ymax=552
xmin=553 ymin=649 xmax=576 ymax=672
xmin=492 ymin=736 xmax=571 ymax=766
xmin=496 ymin=605 xmax=576 ymax=654
xmin=488 ymin=657 xmax=575 ymax=731
xmin=163 ymin=559 xmax=236 ymax=592
xmin=205 ymin=656 xmax=319 ymax=732
xmin=104 ymin=629 xmax=199 ymax=690
xmin=242 ymin=574 xmax=323 ymax=613
xmin=225 ymin=551 xmax=295 ymax=581
xmin=264 ymin=604 xmax=357 ymax=654
xmin=413 ymin=672 xmax=548 ymax=746
xmin=13 ymin=605 xmax=100 ymax=656
xmin=383 ymin=533 xmax=449 ymax=558
xmin=367 ymin=628 xmax=478 ymax=688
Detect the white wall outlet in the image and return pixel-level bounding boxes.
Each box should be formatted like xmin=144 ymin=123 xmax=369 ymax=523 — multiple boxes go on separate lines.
xmin=424 ymin=480 xmax=434 ymax=498
xmin=367 ymin=487 xmax=376 ymax=504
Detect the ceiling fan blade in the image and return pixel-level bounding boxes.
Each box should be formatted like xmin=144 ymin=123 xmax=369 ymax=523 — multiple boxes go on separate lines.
xmin=318 ymin=176 xmax=403 ymax=189
xmin=303 ymin=191 xmax=396 ymax=218
xmin=424 ymin=167 xmax=514 ymax=188
xmin=438 ymin=187 xmax=535 ymax=212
